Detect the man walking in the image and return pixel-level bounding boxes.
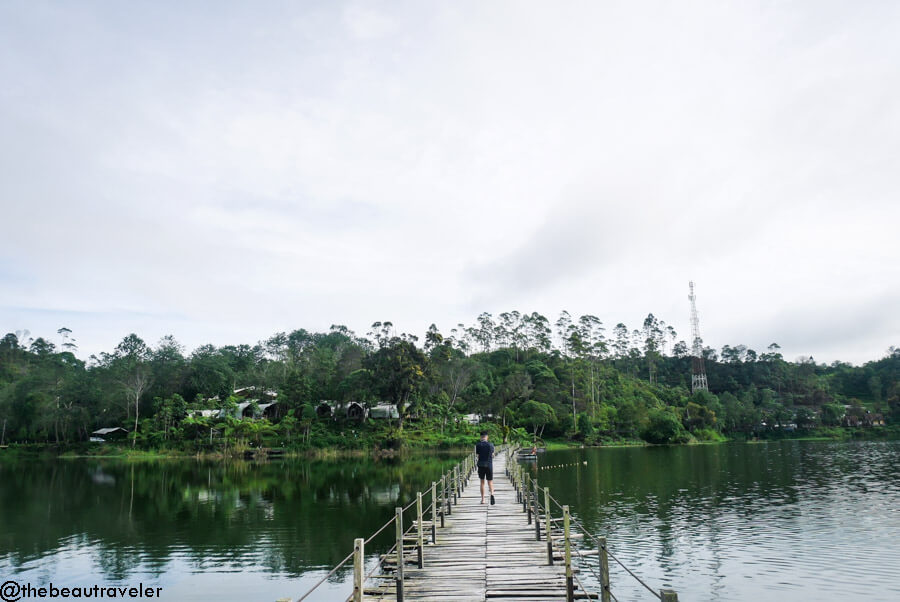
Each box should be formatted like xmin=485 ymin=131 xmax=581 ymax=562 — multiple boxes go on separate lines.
xmin=475 ymin=430 xmax=495 ymax=505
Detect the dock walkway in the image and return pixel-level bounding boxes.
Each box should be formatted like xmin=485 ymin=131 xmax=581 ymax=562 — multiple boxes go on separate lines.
xmin=290 ymin=447 xmax=679 ymax=602
xmin=373 ymin=452 xmax=568 ymax=602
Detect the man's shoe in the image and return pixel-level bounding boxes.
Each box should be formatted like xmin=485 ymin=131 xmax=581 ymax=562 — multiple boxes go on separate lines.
xmin=490 ymin=494 xmax=495 ymax=505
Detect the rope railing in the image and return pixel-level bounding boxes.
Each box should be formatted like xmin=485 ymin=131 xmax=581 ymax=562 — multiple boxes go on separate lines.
xmin=295 ymin=549 xmax=356 ymax=602
xmin=570 ymin=518 xmax=663 ymax=601
xmin=510 ymin=457 xmax=678 ymax=602
xmin=290 ymin=449 xmax=482 ymax=602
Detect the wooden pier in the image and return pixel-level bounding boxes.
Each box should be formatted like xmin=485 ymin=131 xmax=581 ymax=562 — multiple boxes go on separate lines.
xmin=373 ymin=451 xmax=568 ymax=601
xmin=290 ymin=446 xmax=678 ymax=602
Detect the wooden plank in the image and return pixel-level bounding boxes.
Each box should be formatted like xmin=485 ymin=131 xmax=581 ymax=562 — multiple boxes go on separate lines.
xmin=365 ymin=451 xmax=571 ymax=601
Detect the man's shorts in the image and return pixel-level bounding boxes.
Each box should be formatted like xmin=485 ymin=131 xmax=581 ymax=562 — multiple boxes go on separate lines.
xmin=478 ymin=465 xmax=493 ymax=481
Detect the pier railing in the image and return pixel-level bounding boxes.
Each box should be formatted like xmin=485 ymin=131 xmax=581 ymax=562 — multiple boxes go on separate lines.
xmin=505 ymin=445 xmax=679 ymax=602
xmin=287 ymin=450 xmax=481 ymax=602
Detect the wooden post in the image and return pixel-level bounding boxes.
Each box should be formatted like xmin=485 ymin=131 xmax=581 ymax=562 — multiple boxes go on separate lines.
xmin=452 ymin=466 xmax=458 ymax=504
xmin=599 ymin=536 xmax=610 ymax=602
xmin=563 ymin=505 xmax=574 ymax=602
xmin=519 ymin=466 xmax=531 ymax=510
xmin=416 ymin=492 xmax=424 ymax=568
xmin=544 ymin=487 xmax=553 ymax=565
xmin=526 ymin=473 xmax=532 ymax=524
xmin=534 ymin=478 xmax=541 ymax=541
xmin=440 ymin=475 xmax=447 ymax=523
xmin=353 ymin=538 xmax=364 ymax=602
xmin=515 ymin=465 xmax=521 ymax=503
xmin=430 ymin=481 xmax=437 ymax=543
xmin=446 ymin=472 xmax=452 ymax=515
xmin=660 ymin=590 xmax=678 ymax=601
xmin=395 ymin=507 xmax=404 ymax=602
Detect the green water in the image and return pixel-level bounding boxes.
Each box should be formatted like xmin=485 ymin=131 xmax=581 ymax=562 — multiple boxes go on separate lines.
xmin=0 ymin=454 xmax=462 ymax=601
xmin=1 ymin=441 xmax=898 ymax=601
xmin=532 ymin=441 xmax=900 ymax=601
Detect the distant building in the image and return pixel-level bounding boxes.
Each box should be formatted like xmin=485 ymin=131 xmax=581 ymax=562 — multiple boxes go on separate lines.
xmin=91 ymin=427 xmax=128 ymax=442
xmin=316 ymin=401 xmax=336 ymax=418
xmin=370 ymin=404 xmax=399 ymax=419
xmin=864 ymin=412 xmax=885 ymax=427
xmin=346 ymin=402 xmax=368 ymax=420
xmin=195 ymin=387 xmax=280 ymax=420
xmin=463 ymin=413 xmax=481 ymax=425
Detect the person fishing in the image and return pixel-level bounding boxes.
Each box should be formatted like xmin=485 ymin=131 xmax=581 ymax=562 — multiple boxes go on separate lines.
xmin=475 ymin=430 xmax=495 ymax=505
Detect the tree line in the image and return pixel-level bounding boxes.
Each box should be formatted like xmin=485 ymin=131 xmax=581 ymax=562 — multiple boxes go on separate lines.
xmin=1 ymin=310 xmax=898 ymax=449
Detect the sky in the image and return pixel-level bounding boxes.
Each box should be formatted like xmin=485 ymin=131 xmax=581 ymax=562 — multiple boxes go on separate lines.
xmin=1 ymin=0 xmax=898 ymax=365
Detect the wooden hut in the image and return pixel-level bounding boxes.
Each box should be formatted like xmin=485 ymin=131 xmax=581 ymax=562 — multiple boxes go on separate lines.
xmin=316 ymin=402 xmax=335 ymax=419
xmin=369 ymin=404 xmax=399 ymax=419
xmin=346 ymin=401 xmax=368 ymax=420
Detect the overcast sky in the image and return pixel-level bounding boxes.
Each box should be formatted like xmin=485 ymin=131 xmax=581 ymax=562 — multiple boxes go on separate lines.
xmin=1 ymin=0 xmax=898 ymax=365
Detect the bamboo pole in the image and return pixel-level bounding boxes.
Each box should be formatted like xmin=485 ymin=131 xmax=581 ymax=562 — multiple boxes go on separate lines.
xmin=533 ymin=478 xmax=540 ymax=541
xmin=353 ymin=538 xmax=364 ymax=602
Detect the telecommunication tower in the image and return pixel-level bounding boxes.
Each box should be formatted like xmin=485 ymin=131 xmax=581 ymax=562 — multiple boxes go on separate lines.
xmin=688 ymin=281 xmax=708 ymax=393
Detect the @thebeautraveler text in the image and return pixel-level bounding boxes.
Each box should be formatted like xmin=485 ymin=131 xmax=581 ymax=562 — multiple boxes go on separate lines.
xmin=1 ymin=581 xmax=163 ymax=601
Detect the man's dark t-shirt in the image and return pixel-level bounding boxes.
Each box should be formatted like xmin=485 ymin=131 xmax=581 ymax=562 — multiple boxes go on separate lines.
xmin=475 ymin=440 xmax=494 ymax=468
xmin=475 ymin=439 xmax=494 ymax=481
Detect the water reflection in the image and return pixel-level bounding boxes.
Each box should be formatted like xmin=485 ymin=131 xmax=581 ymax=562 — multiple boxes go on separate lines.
xmin=0 ymin=454 xmax=461 ymax=601
xmin=533 ymin=441 xmax=900 ymax=602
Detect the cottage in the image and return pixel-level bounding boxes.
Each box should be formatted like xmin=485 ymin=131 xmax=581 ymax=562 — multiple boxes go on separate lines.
xmin=233 ymin=386 xmax=278 ymax=400
xmin=257 ymin=402 xmax=281 ymax=420
xmin=192 ymin=409 xmax=223 ymax=419
xmin=91 ymin=427 xmax=128 ymax=442
xmin=316 ymin=401 xmax=336 ymax=418
xmin=463 ymin=413 xmax=481 ymax=425
xmin=864 ymin=412 xmax=885 ymax=427
xmin=369 ymin=404 xmax=399 ymax=419
xmin=346 ymin=401 xmax=368 ymax=420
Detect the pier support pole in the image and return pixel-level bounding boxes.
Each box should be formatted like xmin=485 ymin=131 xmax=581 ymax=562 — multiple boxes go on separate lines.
xmin=395 ymin=507 xmax=404 ymax=602
xmin=521 ymin=468 xmax=527 ymax=513
xmin=446 ymin=473 xmax=452 ymax=515
xmin=416 ymin=492 xmax=424 ymax=569
xmin=431 ymin=481 xmax=437 ymax=543
xmin=564 ymin=505 xmax=574 ymax=602
xmin=353 ymin=538 xmax=364 ymax=602
xmin=452 ymin=466 xmax=458 ymax=505
xmin=544 ymin=487 xmax=553 ymax=565
xmin=534 ymin=478 xmax=541 ymax=541
xmin=599 ymin=536 xmax=610 ymax=602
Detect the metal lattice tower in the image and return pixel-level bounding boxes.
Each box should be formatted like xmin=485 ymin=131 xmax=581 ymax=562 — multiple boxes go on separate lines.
xmin=688 ymin=281 xmax=708 ymax=393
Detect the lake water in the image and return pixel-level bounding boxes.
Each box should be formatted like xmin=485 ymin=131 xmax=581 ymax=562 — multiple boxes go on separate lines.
xmin=1 ymin=441 xmax=898 ymax=601
xmin=534 ymin=441 xmax=900 ymax=601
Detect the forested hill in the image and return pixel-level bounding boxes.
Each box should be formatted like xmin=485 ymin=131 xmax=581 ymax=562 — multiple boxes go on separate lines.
xmin=1 ymin=311 xmax=898 ymax=448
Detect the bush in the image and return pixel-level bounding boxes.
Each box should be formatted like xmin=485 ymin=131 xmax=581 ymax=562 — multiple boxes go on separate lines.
xmin=641 ymin=409 xmax=691 ymax=444
xmin=693 ymin=428 xmax=726 ymax=442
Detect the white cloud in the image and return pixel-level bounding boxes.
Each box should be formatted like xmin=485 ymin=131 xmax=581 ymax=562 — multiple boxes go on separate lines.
xmin=0 ymin=0 xmax=898 ymax=364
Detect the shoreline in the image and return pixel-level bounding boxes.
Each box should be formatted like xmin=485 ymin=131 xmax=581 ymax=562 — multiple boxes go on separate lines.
xmin=2 ymin=425 xmax=896 ymax=461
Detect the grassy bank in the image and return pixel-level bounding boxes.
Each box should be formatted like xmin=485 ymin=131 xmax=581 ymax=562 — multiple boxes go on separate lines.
xmin=3 ymin=422 xmax=897 ymax=461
